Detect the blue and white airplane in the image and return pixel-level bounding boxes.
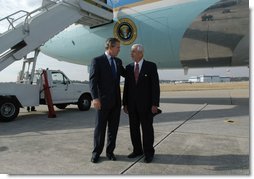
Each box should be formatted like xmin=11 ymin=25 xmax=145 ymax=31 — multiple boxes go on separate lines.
xmin=40 ymin=0 xmax=249 ymax=69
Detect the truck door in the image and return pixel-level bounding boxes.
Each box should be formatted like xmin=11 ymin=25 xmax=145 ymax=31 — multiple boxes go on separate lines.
xmin=50 ymin=71 xmax=72 ymax=103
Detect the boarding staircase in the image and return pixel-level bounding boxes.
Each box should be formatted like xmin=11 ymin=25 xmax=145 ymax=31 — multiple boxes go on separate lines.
xmin=0 ymin=0 xmax=113 ymax=72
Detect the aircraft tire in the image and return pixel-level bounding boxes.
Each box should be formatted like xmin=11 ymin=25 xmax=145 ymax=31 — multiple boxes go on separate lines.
xmin=0 ymin=98 xmax=20 ymax=122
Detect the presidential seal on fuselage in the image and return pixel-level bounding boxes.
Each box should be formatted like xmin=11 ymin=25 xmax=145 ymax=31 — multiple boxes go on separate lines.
xmin=114 ymin=18 xmax=137 ymax=45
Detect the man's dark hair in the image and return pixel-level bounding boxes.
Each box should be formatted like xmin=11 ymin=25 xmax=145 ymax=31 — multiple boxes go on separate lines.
xmin=105 ymin=38 xmax=120 ymax=50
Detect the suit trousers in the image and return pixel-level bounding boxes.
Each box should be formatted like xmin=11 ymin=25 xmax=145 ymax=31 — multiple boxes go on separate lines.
xmin=128 ymin=107 xmax=155 ymax=157
xmin=92 ymin=105 xmax=121 ymax=156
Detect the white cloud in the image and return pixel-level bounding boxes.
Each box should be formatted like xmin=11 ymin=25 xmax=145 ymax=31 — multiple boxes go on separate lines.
xmin=0 ymin=0 xmax=41 ymax=32
xmin=0 ymin=0 xmax=40 ymax=17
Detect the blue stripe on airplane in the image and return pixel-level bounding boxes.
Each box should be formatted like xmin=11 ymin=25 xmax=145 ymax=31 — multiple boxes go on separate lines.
xmin=107 ymin=0 xmax=142 ymax=8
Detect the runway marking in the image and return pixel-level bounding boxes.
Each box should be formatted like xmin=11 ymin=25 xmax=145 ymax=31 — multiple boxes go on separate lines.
xmin=120 ymin=103 xmax=208 ymax=174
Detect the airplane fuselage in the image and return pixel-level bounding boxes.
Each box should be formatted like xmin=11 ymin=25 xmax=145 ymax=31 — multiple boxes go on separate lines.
xmin=40 ymin=0 xmax=249 ymax=68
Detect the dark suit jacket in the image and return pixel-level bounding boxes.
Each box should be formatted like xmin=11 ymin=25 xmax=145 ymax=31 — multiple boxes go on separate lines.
xmin=89 ymin=54 xmax=125 ymax=109
xmin=123 ymin=60 xmax=160 ymax=113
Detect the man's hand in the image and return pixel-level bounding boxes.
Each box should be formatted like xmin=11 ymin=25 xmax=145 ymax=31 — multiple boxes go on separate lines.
xmin=151 ymin=106 xmax=158 ymax=114
xmin=123 ymin=105 xmax=128 ymax=114
xmin=93 ymin=99 xmax=101 ymax=110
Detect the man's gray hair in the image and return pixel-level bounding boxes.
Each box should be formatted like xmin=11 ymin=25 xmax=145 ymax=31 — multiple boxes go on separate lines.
xmin=132 ymin=44 xmax=144 ymax=53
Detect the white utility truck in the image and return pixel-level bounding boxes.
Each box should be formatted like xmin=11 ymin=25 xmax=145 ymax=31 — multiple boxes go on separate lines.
xmin=0 ymin=69 xmax=92 ymax=122
xmin=0 ymin=0 xmax=113 ymax=122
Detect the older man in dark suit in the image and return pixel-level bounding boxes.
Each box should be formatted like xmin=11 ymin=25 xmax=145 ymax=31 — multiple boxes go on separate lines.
xmin=89 ymin=38 xmax=125 ymax=163
xmin=123 ymin=44 xmax=160 ymax=163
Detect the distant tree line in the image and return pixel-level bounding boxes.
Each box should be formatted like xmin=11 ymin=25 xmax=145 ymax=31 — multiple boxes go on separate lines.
xmin=230 ymin=77 xmax=249 ymax=82
xmin=72 ymin=77 xmax=249 ymax=84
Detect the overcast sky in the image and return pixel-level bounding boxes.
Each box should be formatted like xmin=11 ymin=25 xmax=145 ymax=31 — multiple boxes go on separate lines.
xmin=0 ymin=0 xmax=251 ymax=82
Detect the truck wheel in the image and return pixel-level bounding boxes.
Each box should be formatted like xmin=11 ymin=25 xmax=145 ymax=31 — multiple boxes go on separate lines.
xmin=78 ymin=94 xmax=91 ymax=111
xmin=0 ymin=98 xmax=20 ymax=122
xmin=55 ymin=104 xmax=68 ymax=109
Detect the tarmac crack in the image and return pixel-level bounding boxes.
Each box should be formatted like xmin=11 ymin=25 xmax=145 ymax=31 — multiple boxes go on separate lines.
xmin=120 ymin=103 xmax=208 ymax=174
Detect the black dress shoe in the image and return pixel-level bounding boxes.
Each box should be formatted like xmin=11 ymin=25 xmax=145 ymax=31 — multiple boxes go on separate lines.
xmin=127 ymin=152 xmax=143 ymax=158
xmin=106 ymin=153 xmax=116 ymax=161
xmin=144 ymin=156 xmax=153 ymax=163
xmin=91 ymin=155 xmax=99 ymax=163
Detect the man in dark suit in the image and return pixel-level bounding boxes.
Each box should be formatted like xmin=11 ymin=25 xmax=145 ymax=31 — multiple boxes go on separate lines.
xmin=89 ymin=38 xmax=125 ymax=163
xmin=123 ymin=44 xmax=160 ymax=163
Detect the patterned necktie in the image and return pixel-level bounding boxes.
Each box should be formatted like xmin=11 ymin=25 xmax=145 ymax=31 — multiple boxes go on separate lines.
xmin=134 ymin=63 xmax=139 ymax=83
xmin=110 ymin=57 xmax=116 ymax=79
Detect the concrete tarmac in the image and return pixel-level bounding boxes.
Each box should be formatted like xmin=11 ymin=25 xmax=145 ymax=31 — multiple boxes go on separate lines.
xmin=0 ymin=88 xmax=249 ymax=175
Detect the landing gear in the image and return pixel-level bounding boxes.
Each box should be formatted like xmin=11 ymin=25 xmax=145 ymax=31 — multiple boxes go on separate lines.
xmin=27 ymin=106 xmax=36 ymax=112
